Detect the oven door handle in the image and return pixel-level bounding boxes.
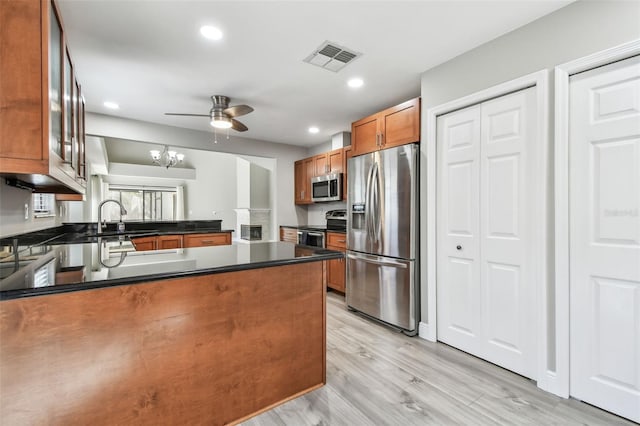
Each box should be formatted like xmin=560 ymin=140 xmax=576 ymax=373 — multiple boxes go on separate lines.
xmin=307 ymin=232 xmax=325 ymax=237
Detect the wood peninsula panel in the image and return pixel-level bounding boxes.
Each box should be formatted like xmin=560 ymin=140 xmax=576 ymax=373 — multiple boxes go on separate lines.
xmin=0 ymin=261 xmax=326 ymax=425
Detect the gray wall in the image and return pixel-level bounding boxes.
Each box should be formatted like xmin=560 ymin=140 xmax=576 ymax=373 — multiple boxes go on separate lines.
xmin=420 ymin=0 xmax=640 ymax=111
xmin=418 ymin=0 xmax=640 ymax=367
xmin=86 ymin=113 xmax=310 ymax=228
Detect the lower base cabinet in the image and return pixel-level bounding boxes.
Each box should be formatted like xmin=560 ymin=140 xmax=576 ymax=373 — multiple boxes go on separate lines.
xmin=280 ymin=226 xmax=298 ymax=243
xmin=131 ymin=236 xmax=157 ymax=251
xmin=157 ymin=234 xmax=183 ymax=249
xmin=132 ymin=232 xmax=231 ymax=251
xmin=326 ymin=232 xmax=346 ymax=293
xmin=184 ymin=232 xmax=231 ymax=248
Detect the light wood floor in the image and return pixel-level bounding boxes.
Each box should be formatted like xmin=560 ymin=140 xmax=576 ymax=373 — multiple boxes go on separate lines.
xmin=242 ymin=292 xmax=634 ymax=426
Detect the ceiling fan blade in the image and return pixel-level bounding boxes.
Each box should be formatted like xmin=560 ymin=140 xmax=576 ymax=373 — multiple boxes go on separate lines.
xmin=224 ymin=105 xmax=254 ymax=118
xmin=164 ymin=113 xmax=210 ymax=117
xmin=231 ymin=119 xmax=248 ymax=132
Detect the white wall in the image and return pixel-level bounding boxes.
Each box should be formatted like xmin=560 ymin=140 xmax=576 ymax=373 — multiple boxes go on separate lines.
xmin=86 ymin=113 xmax=310 ymax=228
xmin=418 ymin=0 xmax=640 ymax=379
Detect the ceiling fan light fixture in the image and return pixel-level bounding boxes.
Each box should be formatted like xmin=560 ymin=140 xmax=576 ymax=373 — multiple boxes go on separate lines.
xmin=210 ymin=115 xmax=232 ymax=129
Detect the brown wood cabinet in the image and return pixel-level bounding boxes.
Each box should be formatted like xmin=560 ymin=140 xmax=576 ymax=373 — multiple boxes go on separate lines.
xmin=295 ymin=147 xmax=349 ymax=205
xmin=184 ymin=232 xmax=231 ymax=248
xmin=342 ymin=146 xmax=353 ymax=201
xmin=157 ymin=234 xmax=183 ymax=249
xmin=132 ymin=232 xmax=231 ymax=251
xmin=351 ymin=97 xmax=420 ymax=157
xmin=0 ymin=0 xmax=86 ymax=194
xmin=313 ymin=148 xmax=343 ymax=176
xmin=294 ymin=157 xmax=314 ymax=205
xmin=280 ymin=227 xmax=298 ymax=243
xmin=131 ymin=236 xmax=157 ymax=251
xmin=326 ymin=232 xmax=347 ymax=293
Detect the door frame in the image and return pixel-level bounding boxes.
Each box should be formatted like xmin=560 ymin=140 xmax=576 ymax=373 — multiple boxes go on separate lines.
xmin=421 ymin=70 xmax=550 ymax=389
xmin=554 ymin=39 xmax=640 ymax=399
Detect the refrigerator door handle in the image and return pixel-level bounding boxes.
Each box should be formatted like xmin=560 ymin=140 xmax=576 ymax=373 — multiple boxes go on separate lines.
xmin=347 ymin=252 xmax=408 ymax=269
xmin=372 ymin=161 xmax=380 ymax=243
xmin=365 ymin=162 xmax=375 ymax=241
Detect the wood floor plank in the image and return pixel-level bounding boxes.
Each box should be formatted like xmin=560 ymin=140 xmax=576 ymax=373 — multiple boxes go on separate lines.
xmin=241 ymin=292 xmax=636 ymax=426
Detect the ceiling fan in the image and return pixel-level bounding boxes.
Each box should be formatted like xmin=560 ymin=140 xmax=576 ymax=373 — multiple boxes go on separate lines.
xmin=165 ymin=95 xmax=253 ymax=132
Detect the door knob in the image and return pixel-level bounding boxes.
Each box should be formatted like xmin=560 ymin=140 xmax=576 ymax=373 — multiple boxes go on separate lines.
xmin=456 ymin=245 xmax=462 ymax=250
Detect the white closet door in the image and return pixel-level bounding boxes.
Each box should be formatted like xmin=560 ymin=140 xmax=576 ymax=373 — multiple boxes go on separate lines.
xmin=437 ymin=87 xmax=537 ymax=379
xmin=569 ymin=55 xmax=640 ymax=423
xmin=480 ymin=88 xmax=537 ymax=378
xmin=436 ymin=105 xmax=482 ymax=356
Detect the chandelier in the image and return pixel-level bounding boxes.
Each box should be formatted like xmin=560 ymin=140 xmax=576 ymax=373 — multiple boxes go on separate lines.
xmin=150 ymin=145 xmax=184 ymax=169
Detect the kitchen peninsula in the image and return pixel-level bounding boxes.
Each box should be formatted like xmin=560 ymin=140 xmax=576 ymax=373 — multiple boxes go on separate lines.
xmin=0 ymin=230 xmax=341 ymax=425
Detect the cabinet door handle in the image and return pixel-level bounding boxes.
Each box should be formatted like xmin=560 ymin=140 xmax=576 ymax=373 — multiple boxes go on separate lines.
xmin=380 ymin=132 xmax=384 ymax=146
xmin=337 ymin=239 xmax=346 ymax=243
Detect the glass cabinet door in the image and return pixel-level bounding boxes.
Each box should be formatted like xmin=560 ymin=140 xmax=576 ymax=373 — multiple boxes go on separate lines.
xmin=76 ymin=82 xmax=85 ymax=180
xmin=71 ymin=77 xmax=79 ymax=174
xmin=49 ymin=6 xmax=62 ymax=157
xmin=63 ymin=49 xmax=73 ymax=164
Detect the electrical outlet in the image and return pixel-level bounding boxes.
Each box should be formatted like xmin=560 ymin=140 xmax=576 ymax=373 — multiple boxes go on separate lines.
xmin=24 ymin=203 xmax=29 ymax=220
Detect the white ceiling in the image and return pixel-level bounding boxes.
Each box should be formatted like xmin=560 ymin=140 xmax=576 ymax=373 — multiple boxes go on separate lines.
xmin=57 ymin=0 xmax=572 ymax=148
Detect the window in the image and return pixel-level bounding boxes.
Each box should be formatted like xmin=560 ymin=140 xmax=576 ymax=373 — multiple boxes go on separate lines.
xmin=32 ymin=194 xmax=56 ymax=218
xmin=102 ymin=185 xmax=178 ymax=222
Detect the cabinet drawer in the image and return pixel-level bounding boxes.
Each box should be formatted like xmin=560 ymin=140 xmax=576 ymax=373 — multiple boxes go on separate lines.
xmin=326 ymin=232 xmax=347 ymax=249
xmin=184 ymin=232 xmax=231 ymax=248
xmin=280 ymin=227 xmax=298 ymax=243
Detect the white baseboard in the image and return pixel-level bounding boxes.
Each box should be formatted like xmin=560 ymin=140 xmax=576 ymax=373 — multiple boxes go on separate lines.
xmin=418 ymin=321 xmax=436 ymax=342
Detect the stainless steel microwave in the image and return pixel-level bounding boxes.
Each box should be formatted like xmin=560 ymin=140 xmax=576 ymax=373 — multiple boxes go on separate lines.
xmin=311 ymin=173 xmax=342 ymax=202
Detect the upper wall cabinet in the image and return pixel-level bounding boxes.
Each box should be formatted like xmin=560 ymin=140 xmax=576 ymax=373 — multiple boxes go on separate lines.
xmin=313 ymin=148 xmax=343 ymax=176
xmin=351 ymin=97 xmax=420 ymax=157
xmin=0 ymin=0 xmax=86 ymax=195
xmin=294 ymin=157 xmax=314 ymax=205
xmin=294 ymin=147 xmax=348 ymax=205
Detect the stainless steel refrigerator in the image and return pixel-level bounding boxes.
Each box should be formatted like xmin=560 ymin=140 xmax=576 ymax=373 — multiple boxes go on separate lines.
xmin=347 ymin=143 xmax=418 ymax=335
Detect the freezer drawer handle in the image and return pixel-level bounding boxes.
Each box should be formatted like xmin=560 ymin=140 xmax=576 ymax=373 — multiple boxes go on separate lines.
xmin=347 ymin=253 xmax=408 ymax=269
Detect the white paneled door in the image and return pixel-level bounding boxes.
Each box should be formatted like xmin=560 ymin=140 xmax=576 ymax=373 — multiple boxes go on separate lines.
xmin=437 ymin=87 xmax=537 ymax=379
xmin=569 ymin=56 xmax=640 ymax=423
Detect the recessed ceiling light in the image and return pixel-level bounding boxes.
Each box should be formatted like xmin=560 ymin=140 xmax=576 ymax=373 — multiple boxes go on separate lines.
xmin=200 ymin=25 xmax=223 ymax=41
xmin=103 ymin=101 xmax=119 ymax=110
xmin=308 ymin=126 xmax=319 ymax=134
xmin=347 ymin=78 xmax=364 ymax=89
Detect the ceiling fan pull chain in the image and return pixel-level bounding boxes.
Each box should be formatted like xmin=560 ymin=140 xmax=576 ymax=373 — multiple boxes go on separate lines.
xmin=213 ymin=127 xmax=218 ymax=144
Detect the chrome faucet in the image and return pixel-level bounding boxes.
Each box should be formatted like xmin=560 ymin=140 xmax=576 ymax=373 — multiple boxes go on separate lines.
xmin=97 ymin=199 xmax=128 ymax=234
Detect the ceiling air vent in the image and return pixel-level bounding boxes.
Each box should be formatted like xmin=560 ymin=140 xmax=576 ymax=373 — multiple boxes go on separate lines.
xmin=304 ymin=41 xmax=362 ymax=72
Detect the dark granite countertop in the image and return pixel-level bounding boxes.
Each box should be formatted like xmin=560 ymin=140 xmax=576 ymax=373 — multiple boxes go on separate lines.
xmin=0 ymin=220 xmax=231 ymax=247
xmin=0 ymin=239 xmax=342 ymax=301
